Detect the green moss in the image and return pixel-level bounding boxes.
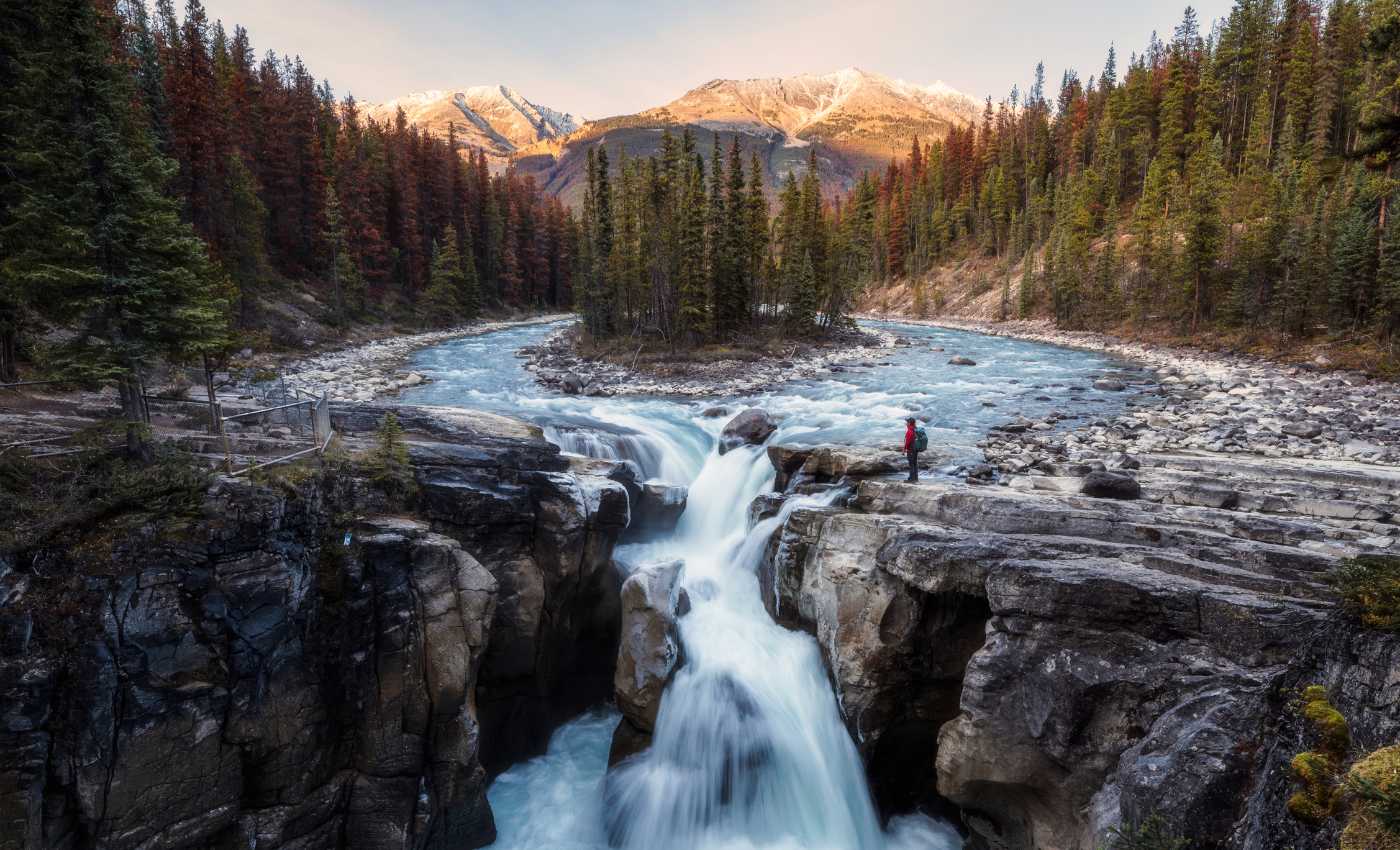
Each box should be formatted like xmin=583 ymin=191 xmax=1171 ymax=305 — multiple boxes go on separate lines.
xmin=1286 ymin=685 xmax=1352 ymax=825
xmin=1332 ymin=555 xmax=1400 ymax=632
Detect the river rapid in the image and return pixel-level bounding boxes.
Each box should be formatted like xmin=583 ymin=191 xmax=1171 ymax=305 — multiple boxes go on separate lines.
xmin=399 ymin=319 xmax=1140 ymax=850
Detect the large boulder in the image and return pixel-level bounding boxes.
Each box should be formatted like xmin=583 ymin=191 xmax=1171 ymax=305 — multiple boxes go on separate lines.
xmin=630 ymin=483 xmax=688 ymax=536
xmin=610 ymin=561 xmax=686 ymax=764
xmin=719 ymin=408 xmax=777 ymax=455
xmin=1080 ymin=469 xmax=1142 ymax=500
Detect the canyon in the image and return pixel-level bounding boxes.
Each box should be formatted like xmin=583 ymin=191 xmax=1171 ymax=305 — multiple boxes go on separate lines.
xmin=2 ymin=318 xmax=1397 ymax=850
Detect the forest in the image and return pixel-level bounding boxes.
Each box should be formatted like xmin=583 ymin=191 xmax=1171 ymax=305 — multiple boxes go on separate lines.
xmin=4 ymin=0 xmax=1400 ymax=398
xmin=852 ymin=1 xmax=1400 ymax=356
xmin=0 ymin=0 xmax=575 ymax=391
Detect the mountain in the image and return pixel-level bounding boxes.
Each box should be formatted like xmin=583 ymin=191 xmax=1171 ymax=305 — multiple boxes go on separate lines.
xmin=364 ymin=85 xmax=582 ymax=159
xmin=517 ymin=68 xmax=981 ymax=205
xmin=373 ymin=70 xmax=980 ymax=203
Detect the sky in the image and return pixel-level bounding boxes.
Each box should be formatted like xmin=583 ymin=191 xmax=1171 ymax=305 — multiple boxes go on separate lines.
xmin=196 ymin=0 xmax=1237 ymax=117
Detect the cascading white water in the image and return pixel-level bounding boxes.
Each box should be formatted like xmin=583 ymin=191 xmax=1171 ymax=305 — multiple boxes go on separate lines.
xmin=575 ymin=436 xmax=957 ymax=850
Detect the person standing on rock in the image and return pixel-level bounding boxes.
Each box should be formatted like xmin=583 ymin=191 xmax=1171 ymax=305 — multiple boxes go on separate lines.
xmin=903 ymin=417 xmax=927 ymax=483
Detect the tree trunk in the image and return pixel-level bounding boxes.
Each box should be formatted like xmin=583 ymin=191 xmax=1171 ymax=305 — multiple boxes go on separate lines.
xmin=117 ymin=371 xmax=153 ymax=464
xmin=202 ymin=353 xmax=221 ymax=434
xmin=0 ymin=326 xmax=16 ymax=384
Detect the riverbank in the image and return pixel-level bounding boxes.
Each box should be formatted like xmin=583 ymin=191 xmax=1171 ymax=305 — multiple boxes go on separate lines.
xmin=518 ymin=323 xmax=900 ymax=398
xmin=857 ymin=314 xmax=1400 ymax=467
xmin=264 ymin=314 xmax=573 ymax=402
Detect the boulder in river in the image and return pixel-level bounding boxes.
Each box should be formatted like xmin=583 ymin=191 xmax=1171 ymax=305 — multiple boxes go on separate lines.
xmin=1080 ymin=469 xmax=1142 ymax=500
xmin=1093 ymin=378 xmax=1127 ymax=391
xmin=948 ymin=356 xmax=977 ymax=366
xmin=719 ymin=408 xmax=777 ymax=454
xmin=630 ymin=482 xmax=689 ymax=536
xmin=561 ymin=372 xmax=591 ymax=395
xmin=610 ymin=560 xmax=685 ymax=764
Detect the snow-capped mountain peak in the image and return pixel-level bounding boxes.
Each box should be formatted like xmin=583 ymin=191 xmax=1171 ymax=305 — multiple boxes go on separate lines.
xmin=364 ymin=85 xmax=581 ymax=158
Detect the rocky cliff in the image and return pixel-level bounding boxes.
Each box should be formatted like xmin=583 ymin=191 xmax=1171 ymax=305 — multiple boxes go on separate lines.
xmin=0 ymin=405 xmax=632 ymax=850
xmin=759 ymin=440 xmax=1399 ymax=849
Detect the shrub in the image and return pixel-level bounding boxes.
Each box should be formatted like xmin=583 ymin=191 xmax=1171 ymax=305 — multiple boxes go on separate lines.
xmin=1332 ymin=555 xmax=1400 ymax=632
xmin=1104 ymin=814 xmax=1190 ymax=850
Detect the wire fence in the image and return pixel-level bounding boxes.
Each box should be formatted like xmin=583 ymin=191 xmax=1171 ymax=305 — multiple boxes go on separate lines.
xmin=1 ymin=369 xmax=337 ymax=476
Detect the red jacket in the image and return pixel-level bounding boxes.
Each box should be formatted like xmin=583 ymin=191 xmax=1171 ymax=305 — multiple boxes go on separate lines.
xmin=904 ymin=422 xmax=916 ymax=452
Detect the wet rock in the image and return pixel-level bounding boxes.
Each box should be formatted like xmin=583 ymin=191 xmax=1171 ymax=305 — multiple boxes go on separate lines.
xmin=948 ymin=356 xmax=977 ymax=366
xmin=560 ymin=372 xmax=591 ymax=395
xmin=1080 ymin=470 xmax=1142 ymax=500
xmin=701 ymin=406 xmax=730 ymax=418
xmin=1107 ymin=452 xmax=1141 ymax=470
xmin=630 ymin=483 xmax=688 ymax=536
xmin=610 ymin=561 xmax=685 ymax=764
xmin=1093 ymin=378 xmax=1127 ymax=391
xmin=719 ymin=408 xmax=777 ymax=455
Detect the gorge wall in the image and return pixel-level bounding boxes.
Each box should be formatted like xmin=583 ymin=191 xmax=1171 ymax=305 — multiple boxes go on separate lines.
xmin=0 ymin=405 xmax=634 ymax=850
xmin=756 ymin=439 xmax=1399 ymax=850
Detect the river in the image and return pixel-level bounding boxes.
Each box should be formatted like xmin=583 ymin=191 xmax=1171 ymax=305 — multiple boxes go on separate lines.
xmin=399 ymin=319 xmax=1139 ymax=850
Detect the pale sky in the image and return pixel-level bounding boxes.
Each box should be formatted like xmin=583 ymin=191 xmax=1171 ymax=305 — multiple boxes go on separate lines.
xmin=197 ymin=0 xmax=1236 ymax=116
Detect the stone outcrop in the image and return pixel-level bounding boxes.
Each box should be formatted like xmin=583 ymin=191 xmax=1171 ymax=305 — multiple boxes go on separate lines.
xmin=759 ymin=440 xmax=1398 ymax=850
xmin=719 ymin=409 xmax=778 ymax=454
xmin=0 ymin=405 xmax=630 ymax=850
xmin=767 ymin=445 xmax=943 ymax=493
xmin=609 ymin=560 xmax=686 ymax=765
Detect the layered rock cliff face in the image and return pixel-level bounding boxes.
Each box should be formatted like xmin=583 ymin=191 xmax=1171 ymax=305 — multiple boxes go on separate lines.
xmin=0 ymin=405 xmax=630 ymax=850
xmin=760 ymin=445 xmax=1399 ymax=850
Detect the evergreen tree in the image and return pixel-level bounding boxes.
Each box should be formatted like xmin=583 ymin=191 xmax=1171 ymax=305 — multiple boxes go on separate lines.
xmin=322 ymin=186 xmax=363 ymax=324
xmin=14 ymin=0 xmax=229 ymax=457
xmin=422 ymin=226 xmax=467 ymax=325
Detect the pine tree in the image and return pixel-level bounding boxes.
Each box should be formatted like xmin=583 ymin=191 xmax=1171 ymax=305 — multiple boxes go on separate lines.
xmin=1378 ymin=203 xmax=1400 ymax=335
xmin=17 ymin=0 xmax=229 ymax=457
xmin=676 ymin=154 xmax=709 ymax=343
xmin=1180 ymin=137 xmax=1228 ymax=330
xmin=422 ymin=227 xmax=466 ymax=325
xmin=322 ymin=186 xmax=363 ymax=324
xmin=1329 ymin=199 xmax=1378 ymax=332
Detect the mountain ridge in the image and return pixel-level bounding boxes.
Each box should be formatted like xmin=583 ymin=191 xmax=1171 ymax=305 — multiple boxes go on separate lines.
xmin=370 ymin=69 xmax=982 ymax=204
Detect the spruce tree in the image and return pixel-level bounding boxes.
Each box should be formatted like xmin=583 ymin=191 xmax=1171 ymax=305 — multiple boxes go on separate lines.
xmin=422 ymin=227 xmax=466 ymax=326
xmin=323 ymin=186 xmax=364 ymax=324
xmin=676 ymin=156 xmax=709 ymax=344
xmin=1328 ymin=199 xmax=1377 ymax=332
xmin=1378 ymin=204 xmax=1400 ymax=335
xmin=14 ymin=0 xmax=229 ymax=457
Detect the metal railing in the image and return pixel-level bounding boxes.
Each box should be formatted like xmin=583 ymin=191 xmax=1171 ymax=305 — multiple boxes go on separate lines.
xmin=221 ymin=393 xmax=335 ymax=476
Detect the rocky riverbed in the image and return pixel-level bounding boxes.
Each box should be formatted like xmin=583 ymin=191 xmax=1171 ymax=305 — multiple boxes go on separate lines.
xmin=518 ymin=324 xmax=900 ymax=398
xmin=863 ymin=316 xmax=1400 ymax=467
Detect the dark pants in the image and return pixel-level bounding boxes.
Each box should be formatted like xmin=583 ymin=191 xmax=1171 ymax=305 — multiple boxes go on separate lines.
xmin=907 ymin=450 xmax=919 ymax=482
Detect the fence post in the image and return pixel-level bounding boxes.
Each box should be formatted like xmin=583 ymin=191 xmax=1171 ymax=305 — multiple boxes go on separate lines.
xmin=312 ymin=393 xmax=330 ymax=451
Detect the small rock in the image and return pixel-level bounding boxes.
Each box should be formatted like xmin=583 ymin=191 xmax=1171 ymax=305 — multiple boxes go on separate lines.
xmin=948 ymin=356 xmax=977 ymax=366
xmin=1093 ymin=379 xmax=1127 ymax=392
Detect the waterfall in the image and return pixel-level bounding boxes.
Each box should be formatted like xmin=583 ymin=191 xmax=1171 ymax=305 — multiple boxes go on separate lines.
xmin=492 ymin=428 xmax=961 ymax=850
